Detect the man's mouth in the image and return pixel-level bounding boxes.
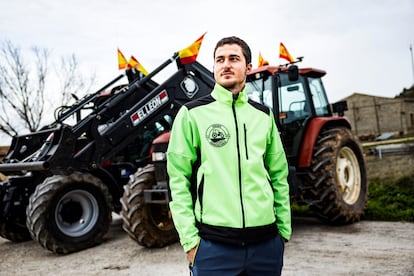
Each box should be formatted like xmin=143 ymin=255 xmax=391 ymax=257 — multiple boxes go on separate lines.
xmin=221 ymin=71 xmax=232 ymax=76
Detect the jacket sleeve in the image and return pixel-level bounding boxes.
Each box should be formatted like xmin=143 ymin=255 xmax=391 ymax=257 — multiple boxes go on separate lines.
xmin=265 ymin=112 xmax=292 ymax=241
xmin=167 ymin=106 xmax=200 ymax=252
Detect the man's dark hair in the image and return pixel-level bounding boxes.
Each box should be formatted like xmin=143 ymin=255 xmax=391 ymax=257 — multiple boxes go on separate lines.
xmin=214 ymin=36 xmax=251 ymax=65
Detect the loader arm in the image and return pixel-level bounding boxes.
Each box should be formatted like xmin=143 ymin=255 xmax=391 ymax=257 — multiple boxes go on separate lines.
xmin=0 ymin=55 xmax=215 ymax=175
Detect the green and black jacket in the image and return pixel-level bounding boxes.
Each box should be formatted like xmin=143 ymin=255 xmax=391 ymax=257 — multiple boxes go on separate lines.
xmin=167 ymin=83 xmax=291 ymax=252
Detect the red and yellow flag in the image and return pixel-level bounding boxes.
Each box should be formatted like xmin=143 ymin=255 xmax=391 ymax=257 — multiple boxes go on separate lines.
xmin=178 ymin=33 xmax=206 ymax=65
xmin=279 ymin=42 xmax=295 ymax=63
xmin=117 ymin=48 xmax=128 ymax=70
xmin=127 ymin=55 xmax=149 ymax=75
xmin=258 ymin=52 xmax=264 ymax=67
xmin=258 ymin=52 xmax=269 ymax=67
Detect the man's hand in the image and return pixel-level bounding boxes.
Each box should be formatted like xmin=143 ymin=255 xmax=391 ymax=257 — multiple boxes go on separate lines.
xmin=187 ymin=247 xmax=197 ymax=264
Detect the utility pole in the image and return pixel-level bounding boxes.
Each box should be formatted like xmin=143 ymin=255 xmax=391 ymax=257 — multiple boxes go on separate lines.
xmin=373 ymin=96 xmax=381 ymax=136
xmin=410 ymin=44 xmax=414 ymax=84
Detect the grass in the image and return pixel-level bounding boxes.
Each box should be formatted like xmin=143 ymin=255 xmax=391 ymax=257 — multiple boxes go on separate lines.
xmin=363 ymin=174 xmax=414 ymax=222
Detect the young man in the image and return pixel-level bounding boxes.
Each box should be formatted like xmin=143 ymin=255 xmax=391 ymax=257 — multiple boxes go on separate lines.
xmin=167 ymin=36 xmax=291 ymax=275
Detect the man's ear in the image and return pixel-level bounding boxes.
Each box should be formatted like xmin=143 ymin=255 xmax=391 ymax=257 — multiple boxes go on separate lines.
xmin=246 ymin=63 xmax=252 ymax=73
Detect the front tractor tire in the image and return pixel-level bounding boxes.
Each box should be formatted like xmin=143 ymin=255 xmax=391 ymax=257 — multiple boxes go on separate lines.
xmin=304 ymin=127 xmax=368 ymax=224
xmin=26 ymin=172 xmax=113 ymax=254
xmin=120 ymin=164 xmax=178 ymax=248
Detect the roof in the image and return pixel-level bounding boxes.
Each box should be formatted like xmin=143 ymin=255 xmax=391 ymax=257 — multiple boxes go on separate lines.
xmin=339 ymin=92 xmax=414 ymax=102
xmin=341 ymin=92 xmax=394 ymax=100
xmin=248 ymin=65 xmax=326 ymax=78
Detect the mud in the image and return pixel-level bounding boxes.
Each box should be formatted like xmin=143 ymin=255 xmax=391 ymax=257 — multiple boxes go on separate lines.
xmin=0 ymin=216 xmax=413 ymax=276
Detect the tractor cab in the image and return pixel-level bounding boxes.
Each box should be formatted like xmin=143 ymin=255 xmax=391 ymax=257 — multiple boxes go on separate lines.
xmin=245 ymin=65 xmax=332 ymax=163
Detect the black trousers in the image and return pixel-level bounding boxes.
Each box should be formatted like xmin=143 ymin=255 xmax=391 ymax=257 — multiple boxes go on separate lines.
xmin=190 ymin=234 xmax=285 ymax=276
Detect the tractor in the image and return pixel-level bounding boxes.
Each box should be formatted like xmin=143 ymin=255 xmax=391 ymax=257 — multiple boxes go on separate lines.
xmin=0 ymin=54 xmax=213 ymax=253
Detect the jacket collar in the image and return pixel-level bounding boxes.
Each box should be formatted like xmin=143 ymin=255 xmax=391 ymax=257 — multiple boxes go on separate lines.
xmin=211 ymin=83 xmax=248 ymax=105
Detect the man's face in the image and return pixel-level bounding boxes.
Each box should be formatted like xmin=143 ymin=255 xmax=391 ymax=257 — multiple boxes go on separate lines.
xmin=213 ymin=44 xmax=252 ymax=94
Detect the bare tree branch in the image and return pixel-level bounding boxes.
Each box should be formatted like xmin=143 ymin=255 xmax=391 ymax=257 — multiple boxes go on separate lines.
xmin=0 ymin=40 xmax=96 ymax=138
xmin=0 ymin=41 xmax=48 ymax=133
xmin=56 ymin=54 xmax=96 ymax=106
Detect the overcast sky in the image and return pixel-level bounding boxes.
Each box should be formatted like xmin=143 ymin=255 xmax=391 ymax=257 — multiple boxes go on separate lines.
xmin=0 ymin=0 xmax=413 ymax=131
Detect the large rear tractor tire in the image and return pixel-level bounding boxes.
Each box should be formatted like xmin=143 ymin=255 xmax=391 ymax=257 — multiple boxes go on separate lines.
xmin=120 ymin=165 xmax=178 ymax=248
xmin=26 ymin=172 xmax=113 ymax=254
xmin=304 ymin=127 xmax=367 ymax=224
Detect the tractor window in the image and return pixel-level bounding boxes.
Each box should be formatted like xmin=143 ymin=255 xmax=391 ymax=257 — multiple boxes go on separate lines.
xmin=308 ymin=77 xmax=330 ymax=116
xmin=279 ymin=79 xmax=308 ymax=123
xmin=245 ymin=76 xmax=273 ymax=109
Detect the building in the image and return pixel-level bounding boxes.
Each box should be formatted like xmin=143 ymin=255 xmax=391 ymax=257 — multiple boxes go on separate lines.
xmin=340 ymin=93 xmax=414 ymax=138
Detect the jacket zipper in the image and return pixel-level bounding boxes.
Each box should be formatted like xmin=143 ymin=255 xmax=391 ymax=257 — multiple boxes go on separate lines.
xmin=232 ymin=95 xmax=246 ymax=228
xmin=198 ymin=175 xmax=205 ymax=223
xmin=244 ymin=124 xmax=249 ymax=160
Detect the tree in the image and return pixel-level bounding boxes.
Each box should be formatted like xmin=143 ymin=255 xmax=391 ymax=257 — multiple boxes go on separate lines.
xmin=0 ymin=40 xmax=95 ymax=138
xmin=396 ymin=84 xmax=414 ymax=98
xmin=56 ymin=54 xmax=96 ymax=107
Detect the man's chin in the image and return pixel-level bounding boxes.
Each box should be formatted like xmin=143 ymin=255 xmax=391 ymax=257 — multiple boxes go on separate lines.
xmin=218 ymin=81 xmax=236 ymax=90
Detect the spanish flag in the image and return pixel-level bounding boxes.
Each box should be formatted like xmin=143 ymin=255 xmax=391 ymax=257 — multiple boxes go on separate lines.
xmin=127 ymin=55 xmax=149 ymax=75
xmin=279 ymin=43 xmax=295 ymax=63
xmin=117 ymin=48 xmax=128 ymax=70
xmin=178 ymin=33 xmax=206 ymax=65
xmin=258 ymin=52 xmax=264 ymax=67
xmin=258 ymin=52 xmax=269 ymax=67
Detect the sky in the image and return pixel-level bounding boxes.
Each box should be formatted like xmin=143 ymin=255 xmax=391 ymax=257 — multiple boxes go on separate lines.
xmin=0 ymin=0 xmax=413 ymax=143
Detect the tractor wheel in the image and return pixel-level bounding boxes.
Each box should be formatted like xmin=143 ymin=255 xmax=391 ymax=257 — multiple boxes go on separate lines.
xmin=0 ymin=180 xmax=33 ymax=242
xmin=26 ymin=172 xmax=112 ymax=254
xmin=0 ymin=218 xmax=31 ymax=242
xmin=305 ymin=127 xmax=367 ymax=224
xmin=120 ymin=164 xmax=178 ymax=248
xmin=0 ymin=223 xmax=31 ymax=242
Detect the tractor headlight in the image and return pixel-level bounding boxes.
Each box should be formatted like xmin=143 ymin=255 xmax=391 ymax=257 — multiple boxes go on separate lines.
xmin=152 ymin=152 xmax=166 ymax=162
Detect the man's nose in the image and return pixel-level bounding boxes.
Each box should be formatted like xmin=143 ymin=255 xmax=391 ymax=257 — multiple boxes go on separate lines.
xmin=223 ymin=58 xmax=231 ymax=67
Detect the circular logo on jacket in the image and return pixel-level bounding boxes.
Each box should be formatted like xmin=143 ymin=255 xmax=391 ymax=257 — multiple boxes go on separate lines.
xmin=206 ymin=124 xmax=230 ymax=147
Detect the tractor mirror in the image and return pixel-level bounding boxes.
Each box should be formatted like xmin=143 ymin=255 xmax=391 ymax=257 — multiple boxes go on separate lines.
xmin=288 ymin=65 xmax=299 ymax=81
xmin=331 ymin=101 xmax=348 ymax=116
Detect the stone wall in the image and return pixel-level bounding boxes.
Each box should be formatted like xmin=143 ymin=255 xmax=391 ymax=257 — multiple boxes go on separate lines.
xmin=342 ymin=93 xmax=414 ymax=137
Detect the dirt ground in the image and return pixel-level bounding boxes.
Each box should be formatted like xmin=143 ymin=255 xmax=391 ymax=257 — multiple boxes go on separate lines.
xmin=0 ymin=215 xmax=413 ymax=276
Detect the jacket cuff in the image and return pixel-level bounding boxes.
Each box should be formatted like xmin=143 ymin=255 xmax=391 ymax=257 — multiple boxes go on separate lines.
xmin=183 ymin=236 xmax=201 ymax=253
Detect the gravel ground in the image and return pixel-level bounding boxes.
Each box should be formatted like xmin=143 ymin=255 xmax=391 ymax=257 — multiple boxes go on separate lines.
xmin=0 ymin=216 xmax=413 ymax=276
